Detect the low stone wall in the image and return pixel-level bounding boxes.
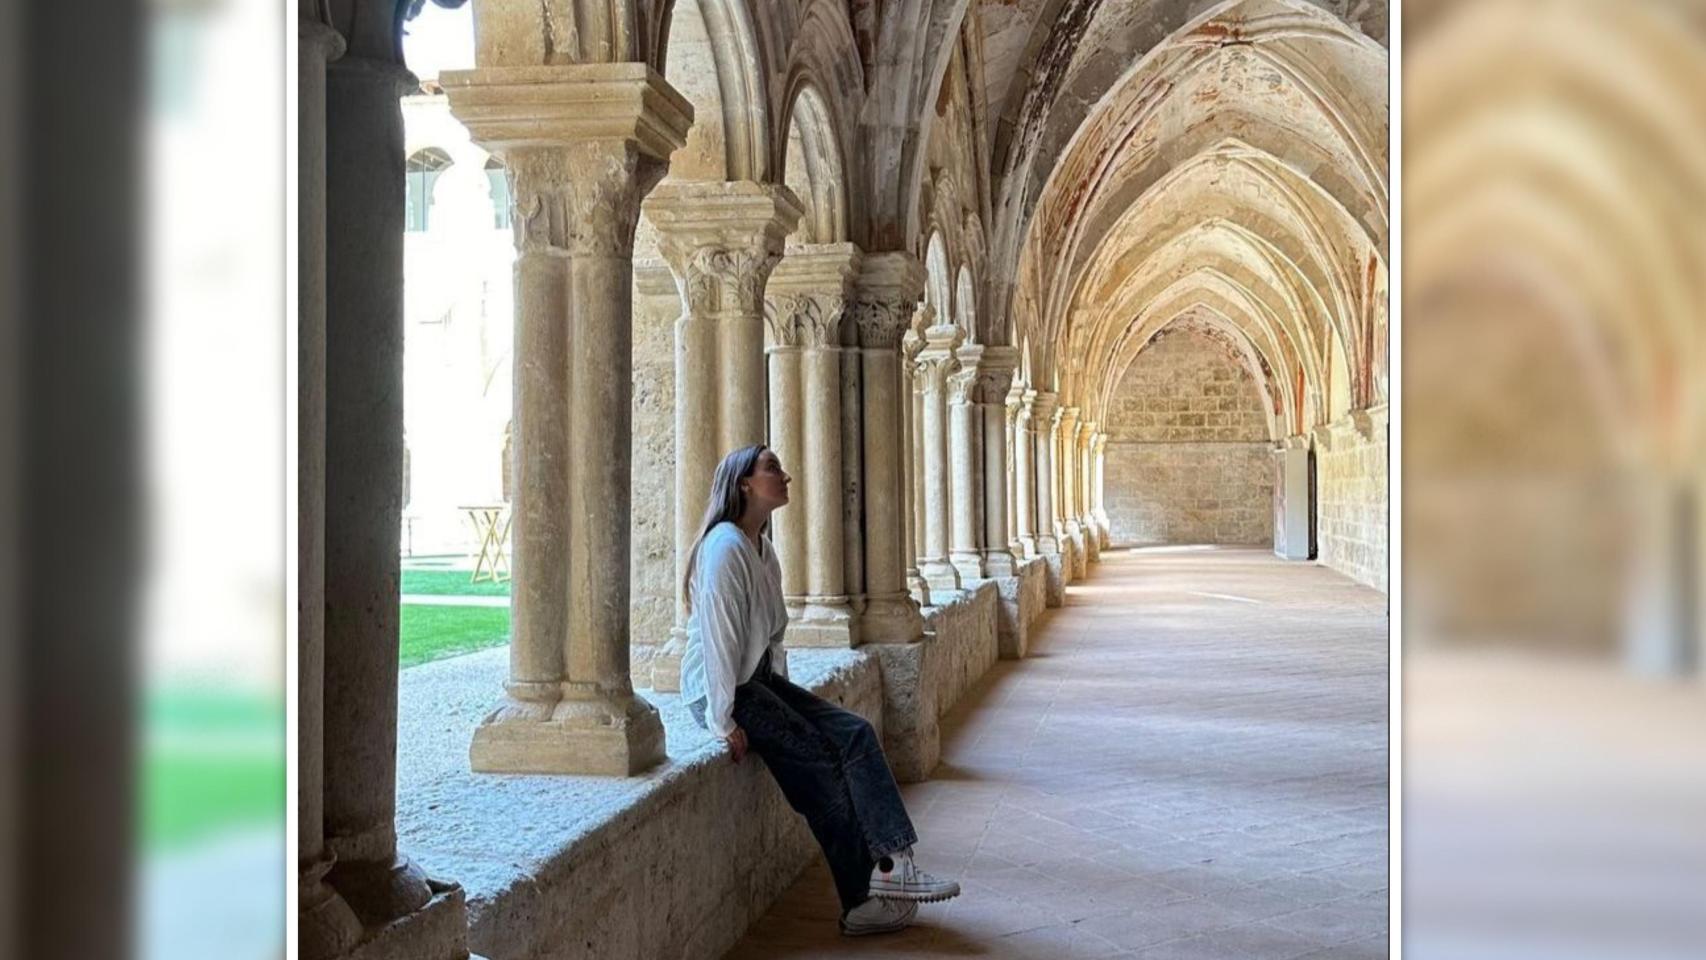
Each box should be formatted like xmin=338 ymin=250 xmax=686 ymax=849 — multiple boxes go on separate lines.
xmin=1067 ymin=528 xmax=1089 ymax=579
xmin=1042 ymin=553 xmax=1066 ymax=606
xmin=396 ymin=646 xmax=882 ymax=960
xmin=1314 ymin=406 xmax=1388 ymax=592
xmin=869 ymin=581 xmax=999 ymax=781
xmin=993 ymin=558 xmax=1047 ymax=659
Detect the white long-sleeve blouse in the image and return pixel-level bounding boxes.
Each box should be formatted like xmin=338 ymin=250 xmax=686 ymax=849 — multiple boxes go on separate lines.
xmin=681 ymin=521 xmax=788 ymax=738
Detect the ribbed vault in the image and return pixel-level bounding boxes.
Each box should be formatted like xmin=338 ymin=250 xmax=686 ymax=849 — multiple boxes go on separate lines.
xmin=1005 ymin=0 xmax=1388 ymax=437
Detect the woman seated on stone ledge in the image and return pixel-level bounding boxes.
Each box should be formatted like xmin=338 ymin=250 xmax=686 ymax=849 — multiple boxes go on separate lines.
xmin=682 ymin=444 xmax=961 ymax=936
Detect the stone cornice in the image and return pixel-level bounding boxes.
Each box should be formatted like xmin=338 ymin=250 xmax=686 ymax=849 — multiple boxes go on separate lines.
xmin=441 ymin=63 xmax=692 ymax=162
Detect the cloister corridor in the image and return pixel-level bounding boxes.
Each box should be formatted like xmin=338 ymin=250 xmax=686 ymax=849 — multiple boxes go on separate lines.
xmin=730 ymin=548 xmax=1389 ymax=959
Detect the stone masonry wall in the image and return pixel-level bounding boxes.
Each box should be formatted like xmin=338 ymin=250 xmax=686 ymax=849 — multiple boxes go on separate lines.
xmin=397 ymin=647 xmax=882 ymax=960
xmin=629 ymin=263 xmax=679 ymax=686
xmin=873 ymin=581 xmax=999 ymax=781
xmin=1104 ymin=327 xmax=1273 ymax=545
xmin=1315 ymin=407 xmax=1388 ymax=592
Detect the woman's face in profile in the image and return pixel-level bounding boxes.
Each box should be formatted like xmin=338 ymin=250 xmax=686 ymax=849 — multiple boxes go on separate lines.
xmin=745 ymin=450 xmax=791 ymax=511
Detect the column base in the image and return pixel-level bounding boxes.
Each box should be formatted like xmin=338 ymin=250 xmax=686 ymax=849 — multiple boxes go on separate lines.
xmin=860 ymin=591 xmax=924 ymax=644
xmin=649 ymin=628 xmax=686 ymax=692
xmin=470 ymin=692 xmax=666 ymax=775
xmin=326 ymin=853 xmax=432 ymax=929
xmin=1017 ymin=535 xmax=1037 ymax=558
xmin=983 ymin=548 xmax=1019 ymax=578
xmin=299 ymin=866 xmax=363 ymax=960
xmin=344 ymin=882 xmax=473 ymax=960
xmin=785 ymin=598 xmax=859 ymax=647
xmin=921 ymin=558 xmax=961 ymax=597
xmin=951 ymin=550 xmax=987 ymax=584
xmin=905 ymin=567 xmax=934 ymax=608
xmin=1036 ymin=534 xmax=1059 ymax=555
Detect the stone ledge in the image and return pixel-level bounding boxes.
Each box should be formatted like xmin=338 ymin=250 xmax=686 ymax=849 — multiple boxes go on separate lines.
xmin=396 ymin=645 xmax=882 ymax=960
xmin=992 ymin=558 xmax=1048 ymax=660
xmin=869 ymin=581 xmax=1000 ymax=781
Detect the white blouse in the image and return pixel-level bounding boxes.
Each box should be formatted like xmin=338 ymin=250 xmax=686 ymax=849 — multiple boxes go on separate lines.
xmin=681 ymin=522 xmax=789 ymax=738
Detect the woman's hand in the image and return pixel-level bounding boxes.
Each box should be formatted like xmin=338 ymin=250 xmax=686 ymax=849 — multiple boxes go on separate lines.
xmin=723 ymin=727 xmax=749 ymax=764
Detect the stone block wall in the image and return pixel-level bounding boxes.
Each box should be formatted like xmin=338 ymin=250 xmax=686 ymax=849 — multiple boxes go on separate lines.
xmin=629 ymin=262 xmax=680 ymax=686
xmin=874 ymin=582 xmax=999 ymax=781
xmin=397 ymin=647 xmax=881 ymax=960
xmin=1106 ymin=442 xmax=1273 ymax=545
xmin=994 ymin=558 xmax=1047 ymax=659
xmin=1315 ymin=407 xmax=1388 ymax=592
xmin=1103 ymin=326 xmax=1274 ymax=546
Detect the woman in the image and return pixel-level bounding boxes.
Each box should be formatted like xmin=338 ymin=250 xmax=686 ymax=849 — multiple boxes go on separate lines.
xmin=681 ymin=444 xmax=961 ymax=936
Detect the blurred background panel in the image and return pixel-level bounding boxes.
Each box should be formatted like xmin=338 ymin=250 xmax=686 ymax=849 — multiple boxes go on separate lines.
xmin=1404 ymin=0 xmax=1706 ymax=956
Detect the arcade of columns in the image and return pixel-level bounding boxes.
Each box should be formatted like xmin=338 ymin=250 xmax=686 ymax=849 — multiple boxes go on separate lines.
xmin=299 ymin=0 xmax=1388 ymax=956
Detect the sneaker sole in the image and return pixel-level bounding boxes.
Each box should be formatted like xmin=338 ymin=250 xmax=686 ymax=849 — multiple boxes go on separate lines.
xmin=868 ymin=882 xmax=961 ymax=904
xmin=838 ymin=920 xmax=913 ymax=937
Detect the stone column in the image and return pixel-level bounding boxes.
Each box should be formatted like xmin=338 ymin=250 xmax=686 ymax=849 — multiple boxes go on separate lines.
xmin=1034 ymin=392 xmax=1060 ymax=554
xmin=902 ymin=319 xmax=933 ymax=606
xmin=645 ymin=181 xmax=803 ymax=689
xmin=1014 ymin=389 xmax=1037 ymax=556
xmin=916 ymin=322 xmax=964 ymax=595
xmin=322 ymin=44 xmax=438 ymax=925
xmin=948 ymin=346 xmax=986 ymax=583
xmin=853 ymin=254 xmax=928 ymax=643
xmin=766 ymin=243 xmax=861 ymax=646
xmin=840 ymin=313 xmax=866 ymax=616
xmin=979 ymin=353 xmax=1019 ymax=577
xmin=444 ymin=63 xmax=692 ymax=774
xmin=1275 ymin=435 xmax=1314 ymax=560
xmin=1093 ymin=432 xmax=1112 ymax=548
xmin=765 ymin=305 xmax=807 ymax=601
xmin=297 ymin=12 xmax=362 ymax=957
xmin=1058 ymin=406 xmax=1083 ymax=540
xmin=1078 ymin=420 xmax=1101 ymax=563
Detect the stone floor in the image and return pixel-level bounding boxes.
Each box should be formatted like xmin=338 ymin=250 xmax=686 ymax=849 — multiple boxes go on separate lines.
xmin=726 ymin=545 xmax=1390 ymax=959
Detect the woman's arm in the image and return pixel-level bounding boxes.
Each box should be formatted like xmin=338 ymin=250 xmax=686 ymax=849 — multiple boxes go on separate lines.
xmin=695 ymin=537 xmax=751 ymax=739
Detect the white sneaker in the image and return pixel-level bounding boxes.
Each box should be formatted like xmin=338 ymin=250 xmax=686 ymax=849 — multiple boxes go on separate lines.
xmin=839 ymin=896 xmax=918 ymax=936
xmin=869 ymin=849 xmax=961 ymax=903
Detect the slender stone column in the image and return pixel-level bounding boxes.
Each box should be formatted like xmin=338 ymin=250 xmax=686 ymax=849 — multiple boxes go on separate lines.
xmin=853 ymin=254 xmax=928 ymax=643
xmin=1013 ymin=389 xmax=1037 ymax=556
xmin=1034 ymin=392 xmax=1060 ymax=554
xmin=645 ymin=181 xmax=802 ymax=689
xmin=1005 ymin=385 xmax=1022 ymax=555
xmin=297 ymin=13 xmax=362 ymax=957
xmin=765 ymin=307 xmax=806 ymax=599
xmin=978 ymin=353 xmax=1019 ymax=577
xmin=766 ymin=244 xmax=861 ymax=646
xmin=322 ymin=46 xmax=438 ymax=923
xmin=916 ymin=323 xmax=964 ymax=594
xmin=902 ymin=320 xmax=933 ymax=606
xmin=444 ymin=63 xmax=692 ymax=773
xmin=1078 ymin=420 xmax=1101 ymax=562
xmin=840 ymin=315 xmax=866 ymax=615
xmin=948 ymin=346 xmax=986 ymax=583
xmin=1059 ymin=406 xmax=1083 ymax=541
xmin=1093 ymin=432 xmax=1112 ymax=548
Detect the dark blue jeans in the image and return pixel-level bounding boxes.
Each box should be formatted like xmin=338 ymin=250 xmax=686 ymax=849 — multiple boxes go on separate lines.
xmin=699 ymin=653 xmax=919 ymax=911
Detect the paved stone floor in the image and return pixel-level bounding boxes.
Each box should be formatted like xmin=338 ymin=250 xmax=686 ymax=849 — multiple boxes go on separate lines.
xmin=726 ymin=546 xmax=1390 ymax=959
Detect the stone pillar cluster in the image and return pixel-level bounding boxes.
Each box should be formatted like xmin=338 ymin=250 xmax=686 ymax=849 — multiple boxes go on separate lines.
xmin=915 ymin=320 xmax=964 ymax=595
xmin=643 ymin=181 xmax=802 ymax=689
xmin=299 ymin=3 xmax=476 ymax=956
xmin=443 ymin=63 xmax=693 ymax=773
xmin=764 ymin=244 xmax=862 ymax=646
xmin=853 ymin=255 xmax=931 ymax=642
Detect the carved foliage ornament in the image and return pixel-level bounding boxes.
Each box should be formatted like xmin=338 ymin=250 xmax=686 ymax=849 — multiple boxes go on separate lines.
xmin=852 ymin=300 xmax=912 ymax=349
xmin=506 ymin=144 xmax=658 ymax=258
xmin=763 ymin=293 xmax=843 ymax=348
xmin=682 ymin=246 xmax=779 ymax=317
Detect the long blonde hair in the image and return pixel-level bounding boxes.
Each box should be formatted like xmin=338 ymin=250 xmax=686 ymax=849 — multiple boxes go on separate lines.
xmin=681 ymin=444 xmax=768 ymax=614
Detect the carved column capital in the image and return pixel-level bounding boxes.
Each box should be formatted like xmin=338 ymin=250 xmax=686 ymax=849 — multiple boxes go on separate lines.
xmin=853 ymin=300 xmax=914 ymax=349
xmin=644 ymin=180 xmax=801 ymax=317
xmin=947 ymin=366 xmax=980 ymax=405
xmin=852 ymin=251 xmax=926 ymax=350
xmin=504 ymin=142 xmax=663 ymax=257
xmin=765 ymin=292 xmax=845 ymax=348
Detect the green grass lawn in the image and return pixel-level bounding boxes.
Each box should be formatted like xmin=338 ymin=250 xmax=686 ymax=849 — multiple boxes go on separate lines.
xmin=400 ymin=604 xmax=511 ymax=667
xmin=144 ymin=689 xmax=284 ymax=852
xmin=400 ymin=568 xmax=511 ymax=597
